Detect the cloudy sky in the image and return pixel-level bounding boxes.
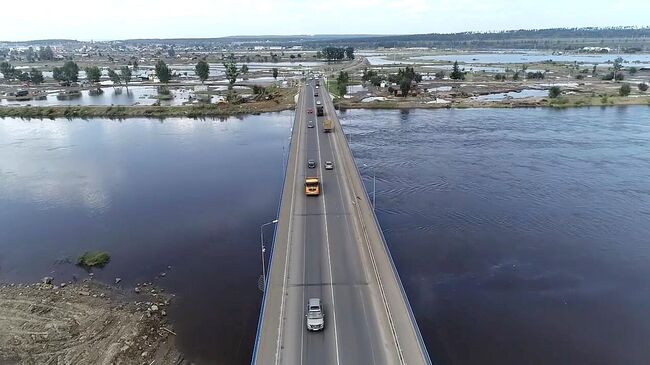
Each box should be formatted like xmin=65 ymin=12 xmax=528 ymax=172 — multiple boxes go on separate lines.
xmin=3 ymin=0 xmax=650 ymax=41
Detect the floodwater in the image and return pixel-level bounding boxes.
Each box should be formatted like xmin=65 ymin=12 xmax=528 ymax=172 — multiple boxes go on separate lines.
xmin=339 ymin=107 xmax=650 ymax=365
xmin=411 ymin=52 xmax=650 ymax=67
xmin=0 ymin=114 xmax=292 ymax=364
xmin=1 ymin=86 xmax=198 ymax=106
xmin=472 ymin=89 xmax=549 ymax=101
xmin=3 ymin=106 xmax=650 ymax=364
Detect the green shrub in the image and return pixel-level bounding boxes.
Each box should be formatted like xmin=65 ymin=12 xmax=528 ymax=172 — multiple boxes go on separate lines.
xmin=619 ymin=83 xmax=631 ymax=96
xmin=77 ymin=251 xmax=111 ymax=268
xmin=549 ymin=86 xmax=561 ymax=98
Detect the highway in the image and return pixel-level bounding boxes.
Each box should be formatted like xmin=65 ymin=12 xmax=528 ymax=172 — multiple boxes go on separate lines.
xmin=253 ymin=79 xmax=431 ymax=364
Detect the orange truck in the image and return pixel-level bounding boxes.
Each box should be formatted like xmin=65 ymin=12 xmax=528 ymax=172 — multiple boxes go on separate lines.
xmin=323 ymin=120 xmax=333 ymax=133
xmin=305 ymin=177 xmax=320 ymax=196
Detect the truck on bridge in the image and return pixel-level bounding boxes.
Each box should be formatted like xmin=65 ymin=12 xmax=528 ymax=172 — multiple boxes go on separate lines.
xmin=323 ymin=119 xmax=333 ymax=133
xmin=304 ymin=177 xmax=320 ymax=196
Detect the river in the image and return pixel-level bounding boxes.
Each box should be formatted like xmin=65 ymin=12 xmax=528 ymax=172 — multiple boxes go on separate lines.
xmin=1 ymin=106 xmax=650 ymax=364
xmin=339 ymin=106 xmax=650 ymax=365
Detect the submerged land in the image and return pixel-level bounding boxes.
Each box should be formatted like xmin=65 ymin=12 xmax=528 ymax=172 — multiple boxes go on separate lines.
xmin=2 ymin=27 xmax=650 ymax=119
xmin=1 ymin=26 xmax=650 ymax=363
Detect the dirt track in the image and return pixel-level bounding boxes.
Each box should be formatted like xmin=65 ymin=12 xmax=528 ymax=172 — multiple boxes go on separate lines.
xmin=0 ymin=281 xmax=189 ymax=365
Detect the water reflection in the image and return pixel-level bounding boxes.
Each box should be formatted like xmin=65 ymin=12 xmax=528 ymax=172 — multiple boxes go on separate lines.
xmin=0 ymin=114 xmax=292 ymax=364
xmin=340 ymin=106 xmax=650 ymax=365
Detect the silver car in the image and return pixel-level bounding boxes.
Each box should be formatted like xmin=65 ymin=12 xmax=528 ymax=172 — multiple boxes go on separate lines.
xmin=325 ymin=161 xmax=334 ymax=170
xmin=306 ymin=298 xmax=324 ymax=331
xmin=308 ymin=121 xmax=314 ymax=128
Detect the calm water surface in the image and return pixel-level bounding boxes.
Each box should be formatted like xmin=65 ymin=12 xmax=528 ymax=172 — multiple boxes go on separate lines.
xmin=2 ymin=106 xmax=650 ymax=364
xmin=340 ymin=106 xmax=650 ymax=365
xmin=0 ymin=114 xmax=291 ymax=364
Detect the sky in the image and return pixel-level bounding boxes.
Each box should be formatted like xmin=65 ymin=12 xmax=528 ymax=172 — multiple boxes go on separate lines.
xmin=2 ymin=0 xmax=650 ymax=41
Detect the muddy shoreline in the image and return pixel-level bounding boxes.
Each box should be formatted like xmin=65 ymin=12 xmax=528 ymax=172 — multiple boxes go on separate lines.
xmin=0 ymin=280 xmax=190 ymax=364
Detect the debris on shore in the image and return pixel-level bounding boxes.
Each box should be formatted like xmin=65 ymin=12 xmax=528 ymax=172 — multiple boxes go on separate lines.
xmin=0 ymin=280 xmax=190 ymax=364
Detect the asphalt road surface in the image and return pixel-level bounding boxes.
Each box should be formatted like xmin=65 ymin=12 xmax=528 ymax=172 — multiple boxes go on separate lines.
xmin=253 ymin=80 xmax=430 ymax=365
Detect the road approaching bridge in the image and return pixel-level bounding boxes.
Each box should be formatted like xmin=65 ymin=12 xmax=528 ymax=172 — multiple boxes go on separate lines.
xmin=253 ymin=79 xmax=431 ymax=364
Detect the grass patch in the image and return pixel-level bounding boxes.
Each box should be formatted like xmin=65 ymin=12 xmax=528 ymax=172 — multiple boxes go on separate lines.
xmin=77 ymin=251 xmax=111 ymax=268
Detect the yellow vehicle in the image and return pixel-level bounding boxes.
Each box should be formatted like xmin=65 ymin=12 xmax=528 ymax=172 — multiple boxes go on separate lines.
xmin=305 ymin=177 xmax=320 ymax=196
xmin=323 ymin=119 xmax=333 ymax=133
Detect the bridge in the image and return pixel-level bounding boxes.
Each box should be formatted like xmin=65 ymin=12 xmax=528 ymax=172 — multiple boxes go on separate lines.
xmin=252 ymin=79 xmax=431 ymax=364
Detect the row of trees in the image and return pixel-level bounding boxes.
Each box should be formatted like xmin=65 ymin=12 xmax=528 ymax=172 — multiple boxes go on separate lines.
xmin=320 ymin=47 xmax=354 ymax=61
xmin=0 ymin=62 xmax=44 ymax=84
xmin=2 ymin=57 xmax=274 ymax=89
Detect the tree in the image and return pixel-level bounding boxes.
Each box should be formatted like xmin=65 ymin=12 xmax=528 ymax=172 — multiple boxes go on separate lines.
xmin=450 ymin=61 xmax=465 ymax=80
xmin=223 ymin=58 xmax=239 ymax=90
xmin=85 ymin=66 xmax=101 ymax=83
xmin=369 ymin=75 xmax=382 ymax=87
xmin=619 ymin=83 xmax=631 ymax=96
xmin=168 ymin=47 xmax=176 ymax=58
xmin=52 ymin=67 xmax=64 ymax=82
xmin=399 ymin=79 xmax=411 ymax=97
xmin=629 ymin=66 xmax=638 ymax=75
xmin=25 ymin=47 xmax=35 ymax=63
xmin=241 ymin=64 xmax=249 ymax=74
xmin=0 ymin=61 xmax=16 ymax=80
xmin=639 ymin=83 xmax=649 ymax=92
xmin=434 ymin=70 xmax=445 ymax=79
xmin=615 ymin=72 xmax=624 ymax=81
xmin=38 ymin=46 xmax=54 ymax=61
xmin=29 ymin=68 xmax=44 ymax=84
xmin=527 ymin=71 xmax=545 ymax=79
xmin=548 ymin=86 xmax=561 ymax=98
xmin=592 ymin=65 xmax=597 ymax=76
xmin=54 ymin=61 xmax=79 ymax=83
xmin=195 ymin=60 xmax=210 ymax=83
xmin=345 ymin=47 xmax=355 ymax=60
xmin=337 ymin=71 xmax=349 ymax=84
xmin=155 ymin=60 xmax=172 ymax=83
xmin=322 ymin=47 xmax=346 ymax=61
xmin=17 ymin=72 xmax=30 ymax=82
xmin=120 ymin=66 xmax=132 ymax=87
xmin=613 ymin=57 xmax=624 ymax=73
xmin=512 ymin=72 xmax=520 ymax=81
xmin=107 ymin=68 xmax=121 ymax=86
xmin=272 ymin=67 xmax=278 ymax=80
xmin=132 ymin=59 xmax=139 ymax=70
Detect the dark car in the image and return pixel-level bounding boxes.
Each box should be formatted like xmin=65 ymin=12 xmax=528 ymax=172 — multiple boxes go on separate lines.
xmin=307 ymin=159 xmax=316 ymax=168
xmin=307 ymin=108 xmax=313 ymax=114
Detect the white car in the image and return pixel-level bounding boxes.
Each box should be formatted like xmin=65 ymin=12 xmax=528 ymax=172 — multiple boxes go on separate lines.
xmin=325 ymin=161 xmax=334 ymax=170
xmin=306 ymin=298 xmax=324 ymax=331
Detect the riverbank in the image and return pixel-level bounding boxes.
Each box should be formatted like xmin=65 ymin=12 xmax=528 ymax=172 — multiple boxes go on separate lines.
xmin=336 ymin=94 xmax=650 ymax=110
xmin=0 ymin=280 xmax=189 ymax=364
xmin=0 ymin=89 xmax=296 ymax=119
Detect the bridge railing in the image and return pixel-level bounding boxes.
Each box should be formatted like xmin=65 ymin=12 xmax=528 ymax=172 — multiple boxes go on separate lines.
xmin=325 ymin=89 xmax=433 ymax=365
xmin=250 ymin=86 xmax=302 ymax=364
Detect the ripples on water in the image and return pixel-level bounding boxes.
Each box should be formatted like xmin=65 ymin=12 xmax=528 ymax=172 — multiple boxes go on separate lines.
xmin=0 ymin=114 xmax=292 ymax=364
xmin=340 ymin=106 xmax=650 ymax=365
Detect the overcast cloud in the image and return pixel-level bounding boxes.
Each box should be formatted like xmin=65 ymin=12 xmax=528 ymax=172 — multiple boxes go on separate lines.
xmin=2 ymin=0 xmax=650 ymax=41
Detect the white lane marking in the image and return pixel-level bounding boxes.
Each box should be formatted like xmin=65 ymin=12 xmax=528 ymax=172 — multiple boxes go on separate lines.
xmin=275 ymin=84 xmax=305 ymax=365
xmin=325 ymin=110 xmax=378 ymax=365
xmin=324 ymin=90 xmax=404 ymax=363
xmin=314 ymin=85 xmax=341 ymax=365
xmin=300 ymin=84 xmax=312 ymax=364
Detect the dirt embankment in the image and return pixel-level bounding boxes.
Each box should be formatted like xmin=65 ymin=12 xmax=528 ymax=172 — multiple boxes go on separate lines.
xmin=0 ymin=280 xmax=190 ymax=365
